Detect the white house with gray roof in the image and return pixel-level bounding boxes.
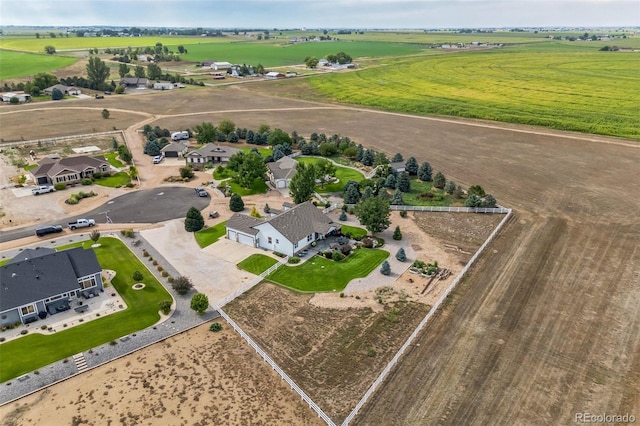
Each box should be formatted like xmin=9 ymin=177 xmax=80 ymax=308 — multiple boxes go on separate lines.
xmin=0 ymin=247 xmax=103 ymax=326
xmin=225 ymin=201 xmax=339 ymax=256
xmin=266 ymin=156 xmax=297 ymax=188
xmin=185 ymin=144 xmax=240 ymax=170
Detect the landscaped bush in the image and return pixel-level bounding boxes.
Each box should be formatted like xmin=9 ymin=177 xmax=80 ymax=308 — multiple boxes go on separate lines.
xmin=393 ymin=226 xmax=402 ymax=241
xmin=152 ymin=260 xmax=158 ymax=266
xmin=288 ymin=256 xmax=300 ymax=264
xmin=159 ymin=300 xmax=171 ymax=315
xmin=20 ymin=330 xmax=28 ymax=335
xmin=332 ymin=251 xmax=345 ymax=261
xmin=273 ymin=252 xmax=286 ymax=258
xmin=400 ymin=210 xmax=408 ymax=218
xmin=167 ymin=276 xmax=175 ymax=283
xmin=362 ymin=237 xmax=374 ymax=248
xmin=121 ymin=228 xmax=135 ymax=238
xmin=380 ymin=260 xmax=391 ymax=275
xmin=54 ymin=183 xmax=66 ymax=191
xmin=209 ymin=322 xmax=222 ymax=332
xmin=324 ymin=251 xmax=333 ymax=259
xmin=340 ymin=244 xmax=352 ymax=255
xmin=66 ymin=195 xmax=80 ymax=204
xmin=132 ymin=270 xmax=143 ymax=281
xmin=161 ymin=271 xmax=169 ymax=277
xmin=142 ymin=250 xmax=149 ymax=257
xmin=172 ymin=275 xmax=193 ymax=295
xmin=93 ymin=172 xmax=102 ymax=179
xmin=157 ymin=265 xmax=163 ymax=271
xmin=81 ymin=178 xmax=93 ymax=185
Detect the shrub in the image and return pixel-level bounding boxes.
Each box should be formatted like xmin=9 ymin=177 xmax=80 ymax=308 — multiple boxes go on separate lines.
xmin=172 ymin=275 xmax=193 ymax=295
xmin=362 ymin=237 xmax=374 ymax=248
xmin=66 ymin=195 xmax=79 ymax=204
xmin=167 ymin=276 xmax=175 ymax=283
xmin=157 ymin=265 xmax=163 ymax=271
xmin=142 ymin=250 xmax=149 ymax=257
xmin=209 ymin=322 xmax=222 ymax=332
xmin=332 ymin=251 xmax=345 ymax=261
xmin=380 ymin=260 xmax=391 ymax=275
xmin=159 ymin=300 xmax=171 ymax=315
xmin=54 ymin=183 xmax=66 ymax=191
xmin=340 ymin=292 xmax=345 ymax=298
xmin=81 ymin=178 xmax=93 ymax=185
xmin=93 ymin=172 xmax=102 ymax=179
xmin=340 ymin=244 xmax=352 ymax=255
xmin=21 ymin=330 xmax=28 ymax=335
xmin=121 ymin=228 xmax=134 ymax=238
xmin=161 ymin=271 xmax=169 ymax=277
xmin=339 ymin=211 xmax=347 ymax=221
xmin=132 ymin=270 xmax=143 ymax=281
xmin=400 ymin=210 xmax=407 ymax=218
xmin=288 ymin=256 xmax=300 ymax=264
xmin=324 ymin=251 xmax=333 ymax=259
xmin=0 ymin=337 xmax=4 ymax=342
xmin=393 ymin=226 xmax=402 ymax=241
xmin=396 ymin=247 xmax=407 ymax=262
xmin=190 ymin=293 xmax=209 ymax=315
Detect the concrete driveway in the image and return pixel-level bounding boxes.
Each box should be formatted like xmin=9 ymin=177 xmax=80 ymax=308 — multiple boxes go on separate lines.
xmin=141 ymin=219 xmax=260 ymax=305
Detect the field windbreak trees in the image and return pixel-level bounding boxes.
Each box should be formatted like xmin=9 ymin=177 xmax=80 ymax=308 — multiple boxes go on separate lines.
xmin=86 ymin=56 xmax=110 ymax=89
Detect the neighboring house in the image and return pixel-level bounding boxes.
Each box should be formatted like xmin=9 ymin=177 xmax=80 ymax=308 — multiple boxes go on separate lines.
xmin=120 ymin=77 xmax=149 ymax=87
xmin=389 ymin=161 xmax=406 ymax=173
xmin=1 ymin=92 xmax=31 ymax=103
xmin=153 ymin=82 xmax=174 ymax=90
xmin=185 ymin=144 xmax=240 ymax=170
xmin=30 ymin=155 xmax=111 ymax=185
xmin=0 ymin=247 xmax=104 ymax=326
xmin=265 ymin=72 xmax=285 ymax=79
xmin=161 ymin=141 xmax=188 ymax=158
xmin=210 ymin=61 xmax=232 ymax=71
xmin=226 ymin=201 xmax=339 ymax=256
xmin=44 ymin=84 xmax=81 ymax=95
xmin=267 ymin=156 xmax=297 ymax=189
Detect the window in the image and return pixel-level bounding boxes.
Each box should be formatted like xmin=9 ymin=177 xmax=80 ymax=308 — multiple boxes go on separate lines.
xmin=79 ymin=276 xmax=97 ymax=289
xmin=268 ymin=237 xmax=272 ymax=244
xmin=294 ymin=242 xmax=298 ymax=248
xmin=307 ymin=234 xmax=313 ymax=242
xmin=45 ymin=294 xmax=63 ymax=302
xmin=20 ymin=305 xmax=35 ymax=315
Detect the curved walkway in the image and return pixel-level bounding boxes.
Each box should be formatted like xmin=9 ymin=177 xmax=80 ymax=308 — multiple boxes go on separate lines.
xmin=0 ymin=232 xmax=218 ymax=406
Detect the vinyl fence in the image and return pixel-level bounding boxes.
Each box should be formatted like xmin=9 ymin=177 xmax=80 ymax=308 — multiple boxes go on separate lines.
xmin=340 ymin=208 xmax=513 ymax=425
xmin=0 ymin=130 xmax=124 ymax=147
xmin=218 ymin=308 xmax=337 ymax=426
xmin=390 ymin=205 xmax=510 ymax=214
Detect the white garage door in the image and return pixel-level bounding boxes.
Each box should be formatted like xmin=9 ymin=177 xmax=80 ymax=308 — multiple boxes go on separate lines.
xmin=238 ymin=233 xmax=255 ymax=246
xmin=227 ymin=230 xmax=237 ymax=240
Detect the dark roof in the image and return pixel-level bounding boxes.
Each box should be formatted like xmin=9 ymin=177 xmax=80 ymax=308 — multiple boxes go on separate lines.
xmin=257 ymin=201 xmax=335 ymax=243
xmin=226 ymin=213 xmax=265 ymax=236
xmin=6 ymin=247 xmax=56 ymax=265
xmin=120 ymin=77 xmax=149 ymax=86
xmin=161 ymin=142 xmax=188 ymax=153
xmin=267 ymin=156 xmax=297 ymax=181
xmin=31 ymin=155 xmax=109 ymax=178
xmin=0 ymin=247 xmax=101 ymax=312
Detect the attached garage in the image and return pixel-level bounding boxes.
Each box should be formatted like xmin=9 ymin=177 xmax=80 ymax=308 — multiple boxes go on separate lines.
xmin=226 ymin=214 xmax=265 ymax=249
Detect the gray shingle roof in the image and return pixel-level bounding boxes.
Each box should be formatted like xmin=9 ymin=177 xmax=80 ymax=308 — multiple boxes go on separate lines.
xmin=0 ymin=247 xmax=101 ymax=312
xmin=267 ymin=156 xmax=297 ymax=181
xmin=31 ymin=155 xmax=109 ymax=178
xmin=259 ymin=201 xmax=334 ymax=243
xmin=186 ymin=144 xmax=240 ymax=159
xmin=226 ymin=213 xmax=265 ymax=236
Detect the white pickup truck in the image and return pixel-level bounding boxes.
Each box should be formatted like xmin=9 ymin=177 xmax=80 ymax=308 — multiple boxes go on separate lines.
xmin=67 ymin=218 xmax=96 ymax=230
xmin=32 ymin=185 xmax=55 ymax=195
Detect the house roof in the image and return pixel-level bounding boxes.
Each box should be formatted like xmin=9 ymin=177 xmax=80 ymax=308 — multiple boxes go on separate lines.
xmin=0 ymin=247 xmax=101 ymax=312
xmin=257 ymin=201 xmax=335 ymax=243
xmin=120 ymin=77 xmax=149 ymax=86
xmin=389 ymin=161 xmax=405 ymax=170
xmin=161 ymin=142 xmax=188 ymax=153
xmin=6 ymin=248 xmax=56 ymax=264
xmin=267 ymin=156 xmax=297 ymax=181
xmin=31 ymin=155 xmax=109 ymax=178
xmin=186 ymin=144 xmax=240 ymax=159
xmin=226 ymin=213 xmax=265 ymax=236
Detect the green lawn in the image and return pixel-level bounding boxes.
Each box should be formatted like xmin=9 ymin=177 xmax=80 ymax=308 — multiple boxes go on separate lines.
xmin=24 ymin=164 xmax=38 ymax=171
xmin=0 ymin=49 xmax=76 ymax=80
xmin=240 ymin=147 xmax=272 ymax=158
xmin=400 ymin=178 xmax=452 ymax=206
xmin=340 ymin=225 xmax=368 ymax=239
xmin=194 ymin=220 xmax=227 ymax=248
xmin=94 ymin=172 xmax=131 ymax=187
xmin=104 ymin=152 xmax=124 ymax=168
xmin=267 ymin=248 xmax=389 ymax=292
xmin=296 ymin=156 xmax=365 ymax=193
xmin=213 ymin=163 xmax=268 ymax=196
xmin=0 ymin=237 xmax=172 ymax=382
xmin=237 ymin=254 xmax=278 ymax=275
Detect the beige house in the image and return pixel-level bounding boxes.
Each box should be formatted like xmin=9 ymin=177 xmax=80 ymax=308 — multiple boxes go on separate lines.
xmin=30 ymin=155 xmax=111 ymax=185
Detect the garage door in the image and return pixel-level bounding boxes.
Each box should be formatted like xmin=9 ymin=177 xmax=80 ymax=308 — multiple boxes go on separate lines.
xmin=238 ymin=233 xmax=255 ymax=247
xmin=227 ymin=230 xmax=236 ymax=240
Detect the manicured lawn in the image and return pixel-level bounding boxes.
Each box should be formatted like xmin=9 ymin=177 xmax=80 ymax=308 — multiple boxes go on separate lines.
xmin=237 ymin=254 xmax=278 ymax=275
xmin=94 ymin=172 xmax=131 ymax=187
xmin=0 ymin=237 xmax=172 ymax=382
xmin=104 ymin=152 xmax=124 ymax=168
xmin=400 ymin=178 xmax=452 ymax=207
xmin=194 ymin=221 xmax=227 ymax=248
xmin=213 ymin=165 xmax=268 ymax=196
xmin=24 ymin=164 xmax=38 ymax=171
xmin=267 ymin=248 xmax=389 ymax=292
xmin=240 ymin=147 xmax=272 ymax=158
xmin=340 ymin=225 xmax=368 ymax=239
xmin=296 ymin=156 xmax=365 ymax=193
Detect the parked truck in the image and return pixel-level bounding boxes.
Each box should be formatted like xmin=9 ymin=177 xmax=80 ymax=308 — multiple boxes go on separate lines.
xmin=67 ymin=218 xmax=96 ymax=230
xmin=32 ymin=185 xmax=55 ymax=195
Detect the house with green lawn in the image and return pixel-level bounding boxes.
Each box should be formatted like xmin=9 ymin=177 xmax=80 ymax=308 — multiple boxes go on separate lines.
xmin=185 ymin=144 xmax=240 ymax=170
xmin=30 ymin=155 xmax=111 ymax=186
xmin=0 ymin=247 xmax=103 ymax=327
xmin=226 ymin=201 xmax=339 ymax=256
xmin=266 ymin=156 xmax=297 ymax=188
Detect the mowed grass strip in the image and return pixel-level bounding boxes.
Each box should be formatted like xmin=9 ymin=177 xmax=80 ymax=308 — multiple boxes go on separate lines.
xmin=94 ymin=172 xmax=131 ymax=187
xmin=237 ymin=254 xmax=278 ymax=275
xmin=195 ymin=221 xmax=228 ymax=248
xmin=267 ymin=248 xmax=389 ymax=292
xmin=296 ymin=156 xmax=365 ymax=193
xmin=340 ymin=225 xmax=368 ymax=239
xmin=309 ymin=45 xmax=640 ymax=139
xmin=0 ymin=49 xmax=76 ymax=80
xmin=0 ymin=237 xmax=172 ymax=382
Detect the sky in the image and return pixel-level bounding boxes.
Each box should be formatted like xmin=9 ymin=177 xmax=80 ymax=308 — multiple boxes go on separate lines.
xmin=0 ymin=0 xmax=638 ymax=29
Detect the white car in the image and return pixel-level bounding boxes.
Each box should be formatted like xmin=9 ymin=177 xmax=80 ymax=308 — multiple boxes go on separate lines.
xmin=152 ymin=155 xmax=164 ymax=164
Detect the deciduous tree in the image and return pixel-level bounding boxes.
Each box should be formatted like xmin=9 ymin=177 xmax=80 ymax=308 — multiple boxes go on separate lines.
xmin=217 ymin=119 xmax=236 ymax=136
xmin=147 ymin=63 xmax=162 ymax=80
xmin=289 ymin=162 xmax=316 ymax=204
xmin=193 ymin=122 xmax=217 ymax=144
xmin=355 ymin=195 xmax=391 ymax=235
xmin=190 ymin=293 xmax=209 ymax=315
xmin=118 ymin=63 xmax=130 ymax=78
xmin=86 ymin=56 xmax=110 ymax=89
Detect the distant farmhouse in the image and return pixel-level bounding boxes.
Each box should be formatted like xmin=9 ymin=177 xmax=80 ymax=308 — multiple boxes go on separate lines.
xmin=0 ymin=247 xmax=104 ymax=327
xmin=44 ymin=84 xmax=82 ymax=96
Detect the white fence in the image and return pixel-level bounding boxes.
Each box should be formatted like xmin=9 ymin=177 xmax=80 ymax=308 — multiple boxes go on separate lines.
xmin=218 ymin=308 xmax=337 ymax=426
xmin=0 ymin=130 xmax=124 ymax=147
xmin=322 ymin=203 xmax=340 ymax=214
xmin=215 ymin=255 xmax=289 ymax=308
xmin=340 ymin=208 xmax=513 ymax=425
xmin=392 ymin=205 xmax=509 ymax=214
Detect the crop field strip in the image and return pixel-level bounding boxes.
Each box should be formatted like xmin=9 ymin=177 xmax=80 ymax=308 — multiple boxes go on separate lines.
xmin=0 ymin=50 xmax=76 ymax=80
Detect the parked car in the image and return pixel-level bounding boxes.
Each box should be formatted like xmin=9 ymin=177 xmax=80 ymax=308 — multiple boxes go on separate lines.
xmin=95 ymin=94 xmax=104 ymax=99
xmin=152 ymin=155 xmax=164 ymax=164
xmin=32 ymin=185 xmax=55 ymax=195
xmin=35 ymin=225 xmax=63 ymax=237
xmin=195 ymin=187 xmax=208 ymax=197
xmin=104 ymin=91 xmax=112 ymax=95
xmin=68 ymin=218 xmax=95 ymax=230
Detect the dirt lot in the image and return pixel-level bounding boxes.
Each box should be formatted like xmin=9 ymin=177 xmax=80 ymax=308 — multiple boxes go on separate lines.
xmin=1 ymin=85 xmax=638 ymax=425
xmin=225 ymin=283 xmax=431 ymax=423
xmin=0 ymin=324 xmax=323 ymax=426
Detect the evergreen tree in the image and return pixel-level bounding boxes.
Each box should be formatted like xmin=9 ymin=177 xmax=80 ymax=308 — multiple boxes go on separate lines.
xmin=361 ymin=186 xmax=374 ymax=200
xmin=229 ymin=193 xmax=245 ymax=212
xmin=433 ymin=171 xmax=446 ymax=189
xmin=393 ymin=226 xmax=402 ymax=240
xmin=418 ymin=162 xmax=433 ymax=182
xmin=482 ymin=194 xmax=497 ymax=208
xmin=361 ymin=149 xmax=375 ymax=166
xmin=405 ymin=157 xmax=419 ymax=175
xmin=395 ymin=172 xmax=411 ymax=193
xmin=343 ymin=180 xmax=361 ymax=204
xmin=184 ymin=207 xmax=204 ymax=232
xmin=339 ymin=210 xmax=347 ymax=221
xmin=390 ymin=189 xmax=404 ymax=205
xmin=380 ymin=260 xmax=391 ymax=275
xmin=355 ymin=144 xmax=364 ymax=162
xmin=465 ymin=194 xmax=483 ymax=207
xmin=391 ymin=153 xmax=404 ymax=162
xmin=453 ymin=185 xmax=464 ymax=199
xmin=444 ymin=180 xmax=456 ymax=195
xmin=396 ymin=247 xmax=406 ymax=262
xmin=385 ymin=174 xmax=396 ymax=189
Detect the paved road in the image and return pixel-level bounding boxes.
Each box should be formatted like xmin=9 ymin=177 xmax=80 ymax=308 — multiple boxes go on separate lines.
xmin=0 ymin=187 xmax=210 ymax=242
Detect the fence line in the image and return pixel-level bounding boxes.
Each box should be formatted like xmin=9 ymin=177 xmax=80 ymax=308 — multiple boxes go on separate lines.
xmin=217 ymin=308 xmax=337 ymax=426
xmin=341 ymin=208 xmax=513 ymax=425
xmin=391 ymin=205 xmax=509 ymax=214
xmin=1 ymin=130 xmax=124 ymax=147
xmin=322 ymin=203 xmax=339 ymax=214
xmin=215 ymin=255 xmax=289 ymax=308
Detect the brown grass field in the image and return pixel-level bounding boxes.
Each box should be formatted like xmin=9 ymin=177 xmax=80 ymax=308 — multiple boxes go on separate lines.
xmin=0 ymin=82 xmax=638 ymax=425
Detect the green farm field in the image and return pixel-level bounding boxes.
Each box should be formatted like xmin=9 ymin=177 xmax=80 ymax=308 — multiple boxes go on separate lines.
xmin=0 ymin=50 xmax=76 ymax=80
xmin=308 ymin=43 xmax=640 ymax=139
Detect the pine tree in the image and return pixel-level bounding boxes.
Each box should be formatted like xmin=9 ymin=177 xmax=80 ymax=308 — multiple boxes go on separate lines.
xmin=395 ymin=172 xmax=411 ymax=193
xmin=396 ymin=247 xmax=406 ymax=262
xmin=418 ymin=162 xmax=432 ymax=182
xmin=184 ymin=207 xmax=204 ymax=232
xmin=405 ymin=157 xmax=419 ymax=175
xmin=380 ymin=260 xmax=391 ymax=275
xmin=390 ymin=189 xmax=404 ymax=205
xmin=393 ymin=226 xmax=402 ymax=240
xmin=433 ymin=171 xmax=446 ymax=189
xmin=229 ymin=193 xmax=244 ymax=212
